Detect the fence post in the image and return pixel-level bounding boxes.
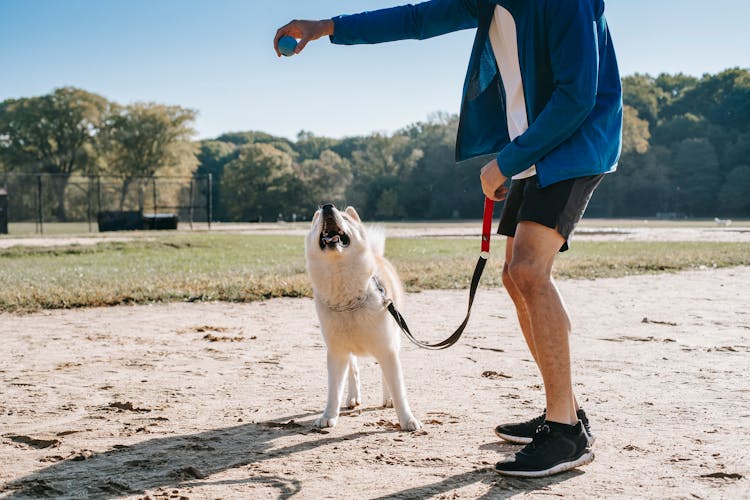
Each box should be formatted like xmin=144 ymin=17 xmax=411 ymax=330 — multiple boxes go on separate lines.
xmin=207 ymin=173 xmax=213 ymax=230
xmin=36 ymin=174 xmax=43 ymax=234
xmin=152 ymin=177 xmax=158 ymax=216
xmin=189 ymin=178 xmax=194 ymax=231
xmin=87 ymin=176 xmax=93 ymax=232
xmin=97 ymin=176 xmax=103 ymax=231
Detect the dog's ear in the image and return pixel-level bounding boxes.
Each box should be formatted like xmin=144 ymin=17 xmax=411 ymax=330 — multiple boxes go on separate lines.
xmin=344 ymin=206 xmax=361 ymax=222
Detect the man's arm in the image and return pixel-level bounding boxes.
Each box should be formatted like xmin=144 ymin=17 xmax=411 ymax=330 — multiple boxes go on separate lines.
xmin=495 ymin=0 xmax=600 ymax=178
xmin=275 ymin=0 xmax=478 ymax=56
xmin=330 ymin=0 xmax=478 ymax=46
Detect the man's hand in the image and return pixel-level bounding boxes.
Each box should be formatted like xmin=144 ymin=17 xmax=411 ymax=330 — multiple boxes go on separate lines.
xmin=274 ymin=20 xmax=334 ymax=56
xmin=480 ymin=158 xmax=509 ymax=201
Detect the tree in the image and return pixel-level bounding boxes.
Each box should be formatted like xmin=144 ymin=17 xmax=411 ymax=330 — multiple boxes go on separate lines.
xmin=348 ymin=133 xmax=423 ymax=219
xmin=195 ymin=140 xmax=237 ymax=219
xmin=654 ymin=72 xmax=698 ymax=101
xmin=220 ymin=143 xmax=296 ymax=221
xmin=621 ymin=105 xmax=650 ymax=155
xmin=295 ymin=131 xmax=340 ymax=161
xmin=216 ymin=130 xmax=295 ymax=156
xmin=666 ymin=68 xmax=750 ymax=133
xmin=651 ymin=113 xmax=707 ymax=146
xmin=622 ymin=74 xmax=667 ymax=128
xmin=100 ymin=103 xmax=197 ymax=210
xmin=672 ymin=138 xmax=721 ymax=216
xmin=0 ymin=87 xmax=109 ymax=220
xmin=298 ymin=149 xmax=352 ymax=213
xmin=719 ymin=165 xmax=750 ymax=214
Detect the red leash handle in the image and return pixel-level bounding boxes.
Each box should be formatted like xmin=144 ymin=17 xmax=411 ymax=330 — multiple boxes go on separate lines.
xmin=481 ymin=196 xmax=494 ymax=255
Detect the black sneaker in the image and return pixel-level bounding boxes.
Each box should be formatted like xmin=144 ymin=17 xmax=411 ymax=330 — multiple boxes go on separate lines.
xmin=494 ymin=421 xmax=594 ymax=478
xmin=577 ymin=408 xmax=596 ymax=446
xmin=495 ymin=409 xmax=596 ymax=447
xmin=494 ymin=411 xmax=546 ymax=444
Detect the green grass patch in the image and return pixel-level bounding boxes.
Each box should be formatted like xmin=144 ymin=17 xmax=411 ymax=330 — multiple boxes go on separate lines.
xmin=1 ymin=233 xmax=748 ymax=312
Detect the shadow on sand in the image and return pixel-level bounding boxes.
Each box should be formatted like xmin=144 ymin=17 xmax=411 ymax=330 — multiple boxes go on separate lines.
xmin=1 ymin=410 xmax=362 ymax=499
xmin=2 ymin=408 xmax=585 ymax=499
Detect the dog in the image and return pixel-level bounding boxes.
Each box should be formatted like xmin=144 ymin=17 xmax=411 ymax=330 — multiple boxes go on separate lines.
xmin=714 ymin=217 xmax=732 ymax=227
xmin=305 ymin=203 xmax=422 ymax=431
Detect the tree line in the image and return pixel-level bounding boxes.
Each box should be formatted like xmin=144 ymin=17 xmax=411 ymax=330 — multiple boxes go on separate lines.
xmin=2 ymin=68 xmax=749 ymax=222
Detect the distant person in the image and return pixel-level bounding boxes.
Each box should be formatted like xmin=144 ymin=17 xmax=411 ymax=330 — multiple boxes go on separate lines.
xmin=275 ymin=0 xmax=622 ymax=478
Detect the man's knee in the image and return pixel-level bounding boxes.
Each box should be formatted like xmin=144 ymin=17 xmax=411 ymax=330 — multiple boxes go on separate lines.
xmin=501 ymin=263 xmax=514 ymax=290
xmin=507 ymin=259 xmax=549 ymax=294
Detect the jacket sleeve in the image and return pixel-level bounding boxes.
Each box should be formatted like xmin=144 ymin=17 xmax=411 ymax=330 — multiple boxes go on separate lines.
xmin=496 ymin=0 xmax=601 ymax=178
xmin=330 ymin=0 xmax=478 ymax=45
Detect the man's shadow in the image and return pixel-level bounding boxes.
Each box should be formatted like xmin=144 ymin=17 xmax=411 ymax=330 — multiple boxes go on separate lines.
xmin=1 ymin=410 xmax=381 ymax=499
xmin=374 ymin=440 xmax=584 ymax=499
xmin=2 ymin=412 xmax=585 ymax=499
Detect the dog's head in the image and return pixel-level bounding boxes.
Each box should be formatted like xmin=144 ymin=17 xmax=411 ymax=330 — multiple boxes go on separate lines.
xmin=305 ymin=204 xmax=385 ymax=303
xmin=305 ymin=203 xmax=368 ymax=258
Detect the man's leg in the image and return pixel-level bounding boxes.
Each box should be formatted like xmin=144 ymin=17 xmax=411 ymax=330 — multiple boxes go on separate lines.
xmin=501 ymin=236 xmax=538 ymax=365
xmin=506 ymin=221 xmax=576 ymax=425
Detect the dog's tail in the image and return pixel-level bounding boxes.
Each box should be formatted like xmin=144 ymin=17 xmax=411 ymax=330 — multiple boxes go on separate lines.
xmin=367 ymin=224 xmax=386 ymax=256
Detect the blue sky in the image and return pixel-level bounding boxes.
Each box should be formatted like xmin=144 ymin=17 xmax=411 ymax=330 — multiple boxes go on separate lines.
xmin=1 ymin=0 xmax=748 ymax=141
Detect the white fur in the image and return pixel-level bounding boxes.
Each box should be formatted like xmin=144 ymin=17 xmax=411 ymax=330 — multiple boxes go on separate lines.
xmin=305 ymin=206 xmax=421 ymax=431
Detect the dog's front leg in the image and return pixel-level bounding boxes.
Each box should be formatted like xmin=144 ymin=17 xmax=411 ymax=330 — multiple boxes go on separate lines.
xmin=381 ymin=373 xmax=393 ymax=408
xmin=315 ymin=350 xmax=349 ymax=428
xmin=346 ymin=354 xmax=362 ymax=408
xmin=377 ymin=351 xmax=422 ymax=431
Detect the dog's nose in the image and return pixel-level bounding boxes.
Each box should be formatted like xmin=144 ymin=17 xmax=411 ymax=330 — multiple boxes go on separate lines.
xmin=321 ymin=203 xmax=335 ymax=214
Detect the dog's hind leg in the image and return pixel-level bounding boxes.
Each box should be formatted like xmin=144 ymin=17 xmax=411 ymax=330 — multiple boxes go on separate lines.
xmin=315 ymin=350 xmax=349 ymax=428
xmin=346 ymin=354 xmax=362 ymax=408
xmin=376 ymin=351 xmax=422 ymax=431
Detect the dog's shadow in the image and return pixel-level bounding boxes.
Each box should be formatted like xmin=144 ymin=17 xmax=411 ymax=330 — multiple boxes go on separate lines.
xmin=2 ymin=409 xmax=586 ymax=499
xmin=0 ymin=410 xmax=382 ymax=499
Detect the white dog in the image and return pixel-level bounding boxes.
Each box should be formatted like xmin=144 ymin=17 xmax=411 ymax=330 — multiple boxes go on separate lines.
xmin=305 ymin=204 xmax=422 ymax=431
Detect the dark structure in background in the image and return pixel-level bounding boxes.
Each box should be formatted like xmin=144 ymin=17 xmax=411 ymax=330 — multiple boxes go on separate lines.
xmin=0 ymin=188 xmax=7 ymax=234
xmin=0 ymin=173 xmax=212 ymax=234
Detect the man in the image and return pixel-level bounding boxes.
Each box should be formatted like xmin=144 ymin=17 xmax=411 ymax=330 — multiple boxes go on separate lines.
xmin=275 ymin=0 xmax=622 ymax=478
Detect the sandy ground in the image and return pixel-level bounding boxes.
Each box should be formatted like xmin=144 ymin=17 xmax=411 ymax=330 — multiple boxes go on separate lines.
xmin=1 ymin=264 xmax=749 ymax=499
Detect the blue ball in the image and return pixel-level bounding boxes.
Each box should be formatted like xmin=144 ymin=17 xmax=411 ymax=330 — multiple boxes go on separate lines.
xmin=278 ymin=36 xmax=298 ymax=57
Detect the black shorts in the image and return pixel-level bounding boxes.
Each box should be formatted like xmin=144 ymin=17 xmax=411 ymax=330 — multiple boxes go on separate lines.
xmin=497 ymin=174 xmax=604 ymax=252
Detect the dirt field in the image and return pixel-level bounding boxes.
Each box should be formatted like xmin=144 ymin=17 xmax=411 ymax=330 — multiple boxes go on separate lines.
xmin=1 ymin=263 xmax=749 ymax=499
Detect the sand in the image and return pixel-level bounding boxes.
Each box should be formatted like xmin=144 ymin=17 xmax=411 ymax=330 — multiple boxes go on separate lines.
xmin=1 ymin=263 xmax=749 ymax=499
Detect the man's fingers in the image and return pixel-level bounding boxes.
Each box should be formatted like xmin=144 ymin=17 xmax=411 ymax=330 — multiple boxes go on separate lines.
xmin=295 ymin=37 xmax=310 ymax=54
xmin=274 ymin=21 xmax=303 ymax=56
xmin=493 ymin=187 xmax=508 ymax=201
xmin=274 ymin=26 xmax=291 ymax=56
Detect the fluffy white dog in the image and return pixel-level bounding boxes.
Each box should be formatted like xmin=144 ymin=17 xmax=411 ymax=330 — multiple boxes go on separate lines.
xmin=305 ymin=204 xmax=422 ymax=431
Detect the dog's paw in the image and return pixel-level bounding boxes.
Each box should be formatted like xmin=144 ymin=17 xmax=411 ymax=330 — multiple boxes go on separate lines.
xmin=346 ymin=395 xmax=362 ymax=409
xmin=400 ymin=416 xmax=423 ymax=432
xmin=382 ymin=397 xmax=394 ymax=408
xmin=314 ymin=415 xmax=338 ymax=428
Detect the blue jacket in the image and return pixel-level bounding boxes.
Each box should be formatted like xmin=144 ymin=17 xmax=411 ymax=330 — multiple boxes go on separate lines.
xmin=330 ymin=0 xmax=623 ymax=187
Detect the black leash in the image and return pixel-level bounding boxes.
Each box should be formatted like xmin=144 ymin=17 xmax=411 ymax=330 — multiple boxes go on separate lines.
xmin=386 ymin=197 xmax=495 ymax=350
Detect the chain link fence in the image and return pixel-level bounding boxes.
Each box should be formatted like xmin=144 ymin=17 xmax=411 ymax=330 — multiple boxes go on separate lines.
xmin=0 ymin=173 xmax=212 ymax=233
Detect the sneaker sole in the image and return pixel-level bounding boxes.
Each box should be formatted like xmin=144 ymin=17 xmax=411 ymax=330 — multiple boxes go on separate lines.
xmin=494 ymin=429 xmax=533 ymax=445
xmin=586 ymin=433 xmax=596 ymax=447
xmin=494 ymin=450 xmax=595 ymax=478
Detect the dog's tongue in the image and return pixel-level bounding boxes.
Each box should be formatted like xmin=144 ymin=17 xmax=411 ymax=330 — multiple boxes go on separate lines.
xmin=322 ymin=234 xmax=341 ymax=245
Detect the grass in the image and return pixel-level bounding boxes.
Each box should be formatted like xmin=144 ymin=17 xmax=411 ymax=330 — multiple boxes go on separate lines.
xmin=1 ymin=231 xmax=749 ymax=313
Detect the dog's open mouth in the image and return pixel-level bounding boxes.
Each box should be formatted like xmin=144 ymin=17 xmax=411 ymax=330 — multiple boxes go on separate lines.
xmin=318 ymin=204 xmax=351 ymax=250
xmin=319 ymin=229 xmax=350 ymax=250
